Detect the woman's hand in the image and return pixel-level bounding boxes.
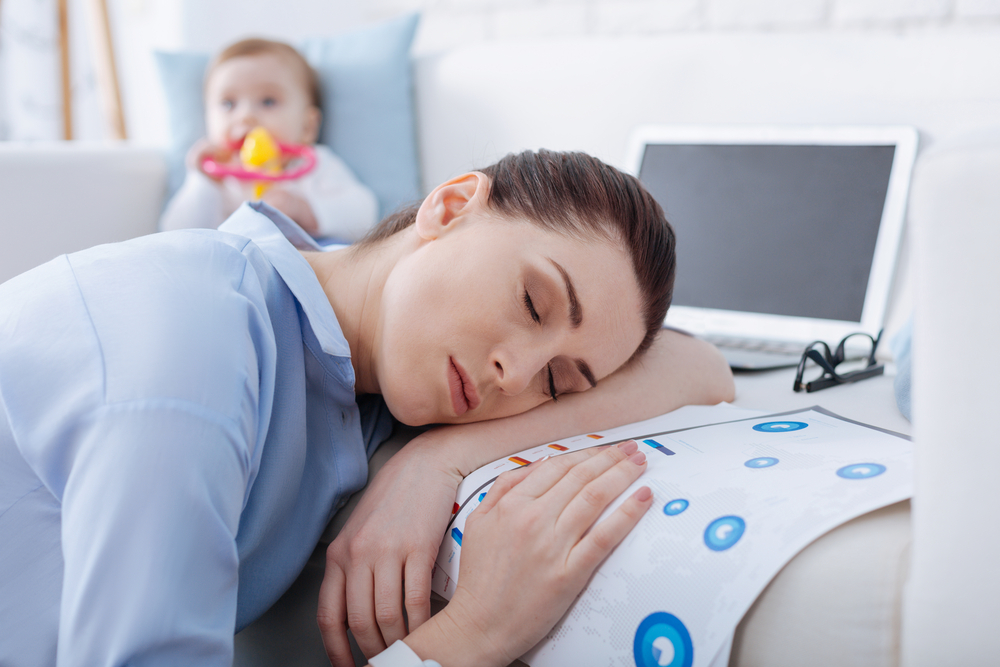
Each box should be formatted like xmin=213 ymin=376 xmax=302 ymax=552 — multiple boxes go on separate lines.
xmin=402 ymin=441 xmax=653 ymax=667
xmin=317 ymin=439 xmax=464 ymax=666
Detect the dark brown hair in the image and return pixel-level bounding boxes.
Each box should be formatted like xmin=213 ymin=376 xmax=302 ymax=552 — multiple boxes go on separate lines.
xmin=208 ymin=38 xmax=322 ymax=110
xmin=360 ymin=150 xmax=676 ymax=359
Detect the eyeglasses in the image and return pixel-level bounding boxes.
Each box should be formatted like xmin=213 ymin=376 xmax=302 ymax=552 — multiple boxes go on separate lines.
xmin=793 ymin=330 xmax=884 ymax=393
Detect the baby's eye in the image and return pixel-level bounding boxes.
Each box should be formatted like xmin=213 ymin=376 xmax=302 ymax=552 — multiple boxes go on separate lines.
xmin=220 ymin=99 xmax=234 ymax=111
xmin=261 ymin=97 xmax=278 ymax=108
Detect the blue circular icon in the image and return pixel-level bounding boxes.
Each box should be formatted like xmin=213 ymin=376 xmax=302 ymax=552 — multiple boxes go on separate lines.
xmin=753 ymin=421 xmax=808 ymax=433
xmin=745 ymin=457 xmax=779 ymax=468
xmin=633 ymin=611 xmax=693 ymax=667
xmin=837 ymin=463 xmax=886 ymax=479
xmin=704 ymin=516 xmax=746 ymax=551
xmin=663 ymin=499 xmax=689 ymax=516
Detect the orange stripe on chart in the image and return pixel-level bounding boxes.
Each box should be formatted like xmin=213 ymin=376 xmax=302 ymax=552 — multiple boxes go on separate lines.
xmin=508 ymin=456 xmax=531 ymax=466
xmin=587 ymin=434 xmax=603 ymax=440
xmin=547 ymin=444 xmax=568 ymax=451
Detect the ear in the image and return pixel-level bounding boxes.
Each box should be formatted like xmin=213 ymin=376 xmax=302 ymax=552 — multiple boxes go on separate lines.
xmin=414 ymin=172 xmax=488 ymax=240
xmin=302 ymin=106 xmax=322 ymax=145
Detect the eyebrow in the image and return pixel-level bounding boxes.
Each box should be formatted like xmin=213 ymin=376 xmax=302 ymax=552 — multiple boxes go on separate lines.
xmin=545 ymin=259 xmax=597 ymax=389
xmin=576 ymin=359 xmax=598 ymax=389
xmin=548 ymin=259 xmax=583 ymax=328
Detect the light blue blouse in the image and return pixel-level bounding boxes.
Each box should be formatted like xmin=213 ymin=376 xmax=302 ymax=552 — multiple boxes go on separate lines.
xmin=0 ymin=202 xmax=393 ymax=666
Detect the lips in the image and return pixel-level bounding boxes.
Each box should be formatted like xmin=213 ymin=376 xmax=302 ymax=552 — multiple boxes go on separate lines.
xmin=448 ymin=358 xmax=481 ymax=417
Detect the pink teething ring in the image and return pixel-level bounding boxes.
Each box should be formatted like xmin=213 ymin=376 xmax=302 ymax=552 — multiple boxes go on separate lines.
xmin=201 ymin=142 xmax=317 ymax=182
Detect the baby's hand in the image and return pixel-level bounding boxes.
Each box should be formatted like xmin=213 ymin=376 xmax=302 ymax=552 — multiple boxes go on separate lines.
xmin=187 ymin=138 xmax=233 ymax=181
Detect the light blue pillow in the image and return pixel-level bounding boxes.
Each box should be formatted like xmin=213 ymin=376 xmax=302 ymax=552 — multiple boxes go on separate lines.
xmin=155 ymin=13 xmax=421 ymax=217
xmin=155 ymin=49 xmax=211 ymax=197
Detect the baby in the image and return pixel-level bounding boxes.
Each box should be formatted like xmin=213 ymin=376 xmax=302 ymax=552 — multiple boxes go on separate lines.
xmin=159 ymin=38 xmax=379 ymax=241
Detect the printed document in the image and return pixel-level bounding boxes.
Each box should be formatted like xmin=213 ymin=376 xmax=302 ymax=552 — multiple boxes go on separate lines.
xmin=431 ymin=404 xmax=913 ymax=667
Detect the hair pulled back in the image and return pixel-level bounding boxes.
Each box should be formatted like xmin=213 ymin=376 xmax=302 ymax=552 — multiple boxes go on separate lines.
xmin=360 ymin=149 xmax=676 ymax=358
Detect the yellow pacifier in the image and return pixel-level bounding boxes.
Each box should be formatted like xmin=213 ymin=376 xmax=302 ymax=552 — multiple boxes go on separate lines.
xmin=239 ymin=127 xmax=282 ymax=199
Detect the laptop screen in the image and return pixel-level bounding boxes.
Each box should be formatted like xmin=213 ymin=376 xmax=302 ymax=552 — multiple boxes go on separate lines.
xmin=638 ymin=143 xmax=896 ymax=323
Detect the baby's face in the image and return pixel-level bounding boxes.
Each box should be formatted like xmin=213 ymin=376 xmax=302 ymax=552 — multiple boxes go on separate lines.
xmin=205 ymin=52 xmax=320 ymax=148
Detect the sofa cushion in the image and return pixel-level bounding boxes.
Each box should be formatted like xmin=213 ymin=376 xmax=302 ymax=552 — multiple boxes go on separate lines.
xmin=732 ymin=501 xmax=911 ymax=667
xmin=155 ymin=13 xmax=421 ymax=218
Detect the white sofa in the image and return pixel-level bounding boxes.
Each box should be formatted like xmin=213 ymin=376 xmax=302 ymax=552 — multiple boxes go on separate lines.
xmin=2 ymin=28 xmax=999 ymax=667
xmin=0 ymin=143 xmax=166 ymax=286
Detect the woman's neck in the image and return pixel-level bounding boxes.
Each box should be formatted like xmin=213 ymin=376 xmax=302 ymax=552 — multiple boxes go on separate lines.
xmin=301 ymin=232 xmax=412 ymax=396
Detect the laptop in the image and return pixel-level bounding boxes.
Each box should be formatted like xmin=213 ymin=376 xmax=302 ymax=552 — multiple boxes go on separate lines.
xmin=626 ymin=125 xmax=919 ymax=370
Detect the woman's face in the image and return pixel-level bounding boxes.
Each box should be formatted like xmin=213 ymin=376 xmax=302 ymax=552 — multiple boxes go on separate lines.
xmin=373 ymin=211 xmax=646 ymax=426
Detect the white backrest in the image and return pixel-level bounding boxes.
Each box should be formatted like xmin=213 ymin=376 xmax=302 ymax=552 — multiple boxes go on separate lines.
xmin=413 ymin=30 xmax=1000 ymax=338
xmin=0 ymin=143 xmax=168 ymax=285
xmin=414 ymin=31 xmax=1000 ymax=182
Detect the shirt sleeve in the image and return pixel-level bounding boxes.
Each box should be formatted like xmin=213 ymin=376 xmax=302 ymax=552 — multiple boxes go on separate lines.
xmin=57 ymin=401 xmax=252 ymax=667
xmin=159 ymin=169 xmax=228 ymax=232
xmin=296 ymin=146 xmax=380 ymax=242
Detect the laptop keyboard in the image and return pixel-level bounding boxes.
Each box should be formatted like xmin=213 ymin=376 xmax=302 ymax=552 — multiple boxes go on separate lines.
xmin=702 ymin=335 xmax=806 ymax=356
xmin=701 ymin=335 xmax=806 ymax=370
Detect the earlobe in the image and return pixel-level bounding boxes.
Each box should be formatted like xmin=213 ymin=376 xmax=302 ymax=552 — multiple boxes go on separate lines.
xmin=414 ymin=172 xmax=487 ymax=240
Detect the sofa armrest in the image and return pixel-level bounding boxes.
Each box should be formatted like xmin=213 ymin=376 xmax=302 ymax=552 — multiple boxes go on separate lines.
xmin=903 ymin=134 xmax=1000 ymax=664
xmin=0 ymin=143 xmax=168 ymax=285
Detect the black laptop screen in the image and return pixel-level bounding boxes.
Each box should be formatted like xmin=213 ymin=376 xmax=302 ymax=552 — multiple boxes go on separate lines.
xmin=638 ymin=143 xmax=896 ymax=322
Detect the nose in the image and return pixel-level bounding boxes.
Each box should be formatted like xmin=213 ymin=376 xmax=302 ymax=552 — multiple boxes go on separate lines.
xmin=490 ymin=344 xmax=551 ymax=396
xmin=230 ymin=107 xmax=258 ymax=141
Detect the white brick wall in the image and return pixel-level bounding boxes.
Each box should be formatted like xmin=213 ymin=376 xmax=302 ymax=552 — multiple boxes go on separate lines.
xmin=833 ymin=0 xmax=951 ymax=25
xmin=593 ymin=0 xmax=703 ymax=34
xmin=374 ymin=0 xmax=1000 ymax=56
xmin=413 ymin=10 xmax=489 ymax=52
xmin=493 ymin=3 xmax=590 ymax=39
xmin=707 ymin=0 xmax=828 ymax=29
xmin=956 ymin=0 xmax=1000 ymax=18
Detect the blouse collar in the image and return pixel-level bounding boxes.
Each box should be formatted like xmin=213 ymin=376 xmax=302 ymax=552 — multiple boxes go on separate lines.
xmin=219 ymin=202 xmax=352 ymax=360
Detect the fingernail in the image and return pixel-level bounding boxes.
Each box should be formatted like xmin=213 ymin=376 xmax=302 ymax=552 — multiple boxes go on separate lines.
xmin=617 ymin=440 xmax=638 ymax=456
xmin=529 ymin=455 xmax=550 ymax=466
xmin=635 ymin=486 xmax=652 ymax=501
xmin=629 ymin=451 xmax=646 ymax=466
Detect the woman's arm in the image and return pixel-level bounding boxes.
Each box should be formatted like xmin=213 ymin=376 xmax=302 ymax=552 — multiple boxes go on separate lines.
xmin=318 ymin=329 xmax=733 ymax=664
xmin=430 ymin=329 xmax=733 ymax=479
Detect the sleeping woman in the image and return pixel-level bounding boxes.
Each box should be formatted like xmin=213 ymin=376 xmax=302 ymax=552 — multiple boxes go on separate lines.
xmin=0 ymin=150 xmax=732 ymax=666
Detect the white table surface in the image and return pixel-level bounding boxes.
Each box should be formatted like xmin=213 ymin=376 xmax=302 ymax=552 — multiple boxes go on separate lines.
xmin=730 ymin=363 xmax=910 ymax=437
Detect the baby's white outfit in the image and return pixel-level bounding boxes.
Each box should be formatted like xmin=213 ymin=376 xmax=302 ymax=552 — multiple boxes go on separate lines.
xmin=160 ymin=144 xmax=379 ymax=242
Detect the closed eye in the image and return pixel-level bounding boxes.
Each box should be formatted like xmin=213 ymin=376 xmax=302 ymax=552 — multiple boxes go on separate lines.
xmin=523 ymin=291 xmax=559 ymax=399
xmin=523 ymin=290 xmax=540 ymax=324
